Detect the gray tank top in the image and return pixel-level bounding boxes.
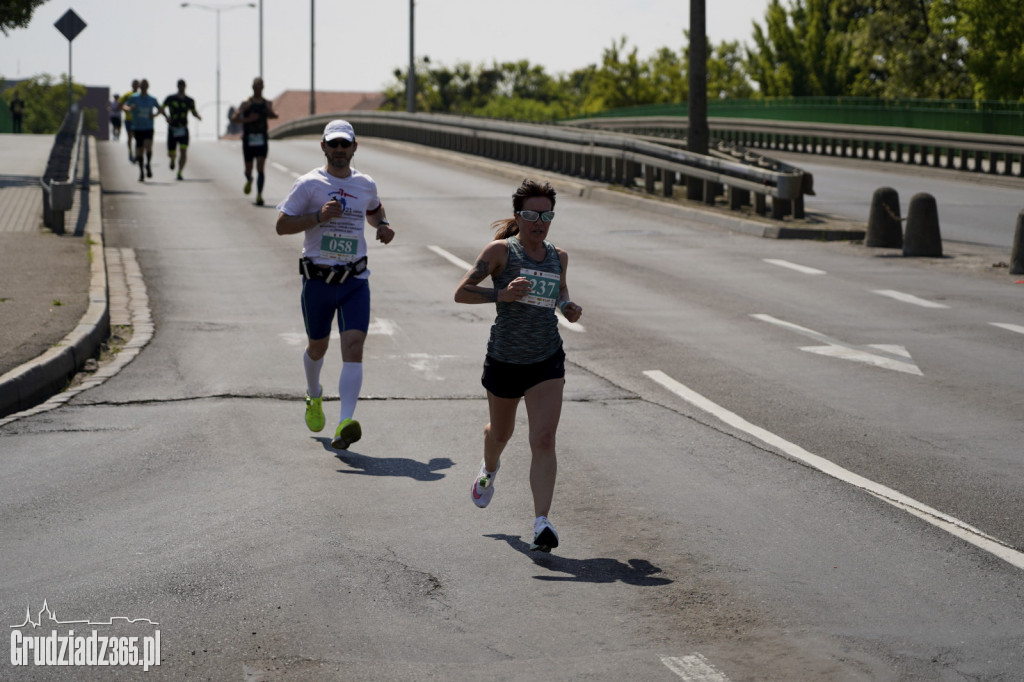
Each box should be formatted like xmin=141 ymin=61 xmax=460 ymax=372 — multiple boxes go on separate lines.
xmin=487 ymin=236 xmax=563 ymax=364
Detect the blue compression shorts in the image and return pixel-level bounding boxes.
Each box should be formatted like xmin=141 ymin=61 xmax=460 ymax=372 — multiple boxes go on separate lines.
xmin=301 ymin=276 xmax=370 ymax=340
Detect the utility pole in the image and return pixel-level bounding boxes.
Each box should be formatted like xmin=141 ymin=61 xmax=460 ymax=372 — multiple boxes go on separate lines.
xmin=687 ymin=0 xmax=708 ymax=156
xmin=406 ymin=0 xmax=416 ymax=113
xmin=687 ymin=0 xmax=709 ymax=201
xmin=310 ymin=0 xmax=316 ymax=115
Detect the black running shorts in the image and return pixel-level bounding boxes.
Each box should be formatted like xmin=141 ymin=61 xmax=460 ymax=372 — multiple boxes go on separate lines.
xmin=481 ymin=346 xmax=565 ymax=399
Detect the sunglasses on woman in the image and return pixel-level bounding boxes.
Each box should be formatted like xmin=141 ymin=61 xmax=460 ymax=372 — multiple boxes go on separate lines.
xmin=517 ymin=210 xmax=555 ymax=222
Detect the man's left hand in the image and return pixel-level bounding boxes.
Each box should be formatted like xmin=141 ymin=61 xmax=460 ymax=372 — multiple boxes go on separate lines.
xmin=376 ymin=223 xmax=395 ymax=244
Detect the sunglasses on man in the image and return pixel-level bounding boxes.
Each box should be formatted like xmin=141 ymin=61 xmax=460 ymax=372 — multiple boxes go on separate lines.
xmin=326 ymin=139 xmax=353 ymax=149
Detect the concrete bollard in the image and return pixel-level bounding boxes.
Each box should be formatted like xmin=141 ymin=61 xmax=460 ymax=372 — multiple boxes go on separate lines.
xmin=903 ymin=192 xmax=943 ymax=257
xmin=1011 ymin=210 xmax=1024 ymax=275
xmin=866 ymin=187 xmax=902 ymax=248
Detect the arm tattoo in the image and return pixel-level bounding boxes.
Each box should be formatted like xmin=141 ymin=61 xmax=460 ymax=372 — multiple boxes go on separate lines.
xmin=459 ymin=259 xmax=500 ymax=303
xmin=469 ymin=259 xmax=490 ymax=282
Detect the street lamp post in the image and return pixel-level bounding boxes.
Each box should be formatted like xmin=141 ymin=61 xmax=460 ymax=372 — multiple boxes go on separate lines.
xmin=181 ymin=2 xmax=256 ymax=139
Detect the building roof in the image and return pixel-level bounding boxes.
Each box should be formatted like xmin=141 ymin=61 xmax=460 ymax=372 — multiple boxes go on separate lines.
xmin=268 ymin=90 xmax=387 ymax=133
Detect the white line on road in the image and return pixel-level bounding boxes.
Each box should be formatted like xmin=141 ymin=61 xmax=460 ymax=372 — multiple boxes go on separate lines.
xmin=991 ymin=322 xmax=1024 ymax=335
xmin=278 ymin=318 xmax=397 ymax=347
xmin=643 ymin=369 xmax=1024 ymax=571
xmin=763 ymin=259 xmax=826 ymax=275
xmin=427 ymin=244 xmax=472 ymax=271
xmin=752 ymin=314 xmax=922 ymax=375
xmin=428 ymin=245 xmax=585 ymax=333
xmin=662 ymin=654 xmax=730 ymax=681
xmin=873 ymin=289 xmax=950 ymax=308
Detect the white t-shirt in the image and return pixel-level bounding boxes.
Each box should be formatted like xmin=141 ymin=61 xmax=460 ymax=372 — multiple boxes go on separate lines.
xmin=276 ymin=167 xmax=381 ymax=277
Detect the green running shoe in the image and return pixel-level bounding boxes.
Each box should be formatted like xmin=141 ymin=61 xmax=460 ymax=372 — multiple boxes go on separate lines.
xmin=331 ymin=418 xmax=361 ymax=450
xmin=243 ymin=179 xmax=252 ymax=195
xmin=304 ymin=386 xmax=325 ymax=432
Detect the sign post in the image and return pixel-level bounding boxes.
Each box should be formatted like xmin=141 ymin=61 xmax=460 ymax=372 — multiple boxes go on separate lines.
xmin=54 ymin=9 xmax=87 ymax=113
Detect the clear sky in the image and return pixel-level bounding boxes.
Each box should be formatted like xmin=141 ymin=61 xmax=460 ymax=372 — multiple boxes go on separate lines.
xmin=1 ymin=0 xmax=771 ymax=138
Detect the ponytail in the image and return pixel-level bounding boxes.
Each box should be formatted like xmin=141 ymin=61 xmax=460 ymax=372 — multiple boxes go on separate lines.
xmin=491 ymin=218 xmax=518 ymax=239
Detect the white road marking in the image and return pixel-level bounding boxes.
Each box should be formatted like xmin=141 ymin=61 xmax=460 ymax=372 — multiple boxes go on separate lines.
xmin=662 ymin=654 xmax=730 ymax=681
xmin=428 ymin=244 xmax=585 ymax=333
xmin=428 ymin=244 xmax=472 ymax=271
xmin=873 ymin=289 xmax=950 ymax=308
xmin=991 ymin=322 xmax=1024 ymax=335
xmin=277 ymin=318 xmax=397 ymax=347
xmin=368 ymin=318 xmax=399 ymax=336
xmin=752 ymin=314 xmax=922 ymax=375
xmin=401 ymin=352 xmax=457 ymax=380
xmin=763 ymin=258 xmax=826 ymax=275
xmin=643 ymin=369 xmax=1024 ymax=571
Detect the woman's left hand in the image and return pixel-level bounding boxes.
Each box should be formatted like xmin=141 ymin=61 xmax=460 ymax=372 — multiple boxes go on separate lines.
xmin=561 ymin=301 xmax=582 ymax=323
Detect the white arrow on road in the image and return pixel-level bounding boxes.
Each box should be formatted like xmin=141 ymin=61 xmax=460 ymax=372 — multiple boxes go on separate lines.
xmin=752 ymin=314 xmax=923 ymax=375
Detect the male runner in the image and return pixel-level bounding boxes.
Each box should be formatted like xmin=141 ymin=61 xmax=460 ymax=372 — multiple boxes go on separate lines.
xmin=231 ymin=77 xmax=278 ymax=206
xmin=162 ymin=79 xmax=202 ymax=181
xmin=118 ymin=79 xmax=140 ymax=161
xmin=274 ymin=120 xmax=395 ymax=450
xmin=125 ymin=79 xmax=163 ymax=182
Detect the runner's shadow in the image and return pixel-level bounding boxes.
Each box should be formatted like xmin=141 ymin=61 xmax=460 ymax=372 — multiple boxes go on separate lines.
xmin=315 ymin=438 xmax=454 ymax=481
xmin=483 ymin=534 xmax=674 ymax=585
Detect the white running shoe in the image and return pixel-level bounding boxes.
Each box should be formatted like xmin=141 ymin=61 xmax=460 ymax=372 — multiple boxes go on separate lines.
xmin=530 ymin=516 xmax=559 ymax=552
xmin=471 ymin=460 xmax=499 ymax=508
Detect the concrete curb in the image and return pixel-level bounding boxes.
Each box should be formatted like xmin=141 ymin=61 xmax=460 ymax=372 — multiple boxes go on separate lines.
xmin=0 ymin=136 xmax=108 ymax=419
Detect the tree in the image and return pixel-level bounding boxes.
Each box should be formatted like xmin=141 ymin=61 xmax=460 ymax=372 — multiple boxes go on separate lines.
xmin=746 ymin=0 xmax=971 ymax=99
xmin=1 ymin=74 xmax=87 ymax=134
xmin=843 ymin=0 xmax=970 ymax=99
xmin=707 ymin=41 xmax=757 ymax=100
xmin=1 ymin=0 xmax=49 ymax=36
xmin=647 ymin=47 xmax=688 ymax=104
xmin=746 ymin=0 xmax=858 ymax=97
xmin=950 ymin=0 xmax=1024 ymax=101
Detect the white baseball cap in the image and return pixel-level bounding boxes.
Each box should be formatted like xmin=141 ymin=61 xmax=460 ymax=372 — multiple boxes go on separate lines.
xmin=323 ymin=119 xmax=355 ymax=143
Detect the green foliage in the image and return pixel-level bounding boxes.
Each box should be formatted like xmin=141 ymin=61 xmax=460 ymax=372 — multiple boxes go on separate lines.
xmin=2 ymin=74 xmax=88 ymax=134
xmin=384 ymin=34 xmax=754 ymax=121
xmin=746 ymin=0 xmax=974 ymax=99
xmin=379 ymin=1 xmax=1022 ymax=124
xmin=952 ymin=0 xmax=1024 ymax=101
xmin=0 ymin=0 xmax=49 ymax=36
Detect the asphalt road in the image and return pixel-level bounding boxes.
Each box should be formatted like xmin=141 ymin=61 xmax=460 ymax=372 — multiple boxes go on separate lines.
xmin=2 ymin=137 xmax=1023 ymax=681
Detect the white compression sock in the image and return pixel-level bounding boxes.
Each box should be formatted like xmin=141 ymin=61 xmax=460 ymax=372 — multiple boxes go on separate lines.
xmin=303 ymin=351 xmax=323 ymax=397
xmin=338 ymin=361 xmax=363 ymax=422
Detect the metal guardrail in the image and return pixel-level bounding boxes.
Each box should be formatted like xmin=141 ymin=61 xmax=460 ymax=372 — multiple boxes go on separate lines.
xmin=41 ymin=110 xmax=84 ymax=234
xmin=272 ymin=111 xmax=809 ymax=220
xmin=569 ymin=116 xmax=1024 ymax=178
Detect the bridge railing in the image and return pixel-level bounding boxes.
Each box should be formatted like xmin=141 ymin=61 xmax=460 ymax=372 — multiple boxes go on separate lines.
xmin=569 ymin=116 xmax=1024 ymax=178
xmin=40 ymin=110 xmax=84 ymax=234
xmin=271 ymin=111 xmax=810 ymax=220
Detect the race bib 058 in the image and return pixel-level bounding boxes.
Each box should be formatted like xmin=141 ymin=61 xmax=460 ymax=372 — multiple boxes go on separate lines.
xmin=319 ymin=233 xmax=358 ymax=262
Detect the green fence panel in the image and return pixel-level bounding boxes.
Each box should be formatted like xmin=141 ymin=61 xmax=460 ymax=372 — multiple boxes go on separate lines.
xmin=577 ymin=98 xmax=1024 ymax=137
